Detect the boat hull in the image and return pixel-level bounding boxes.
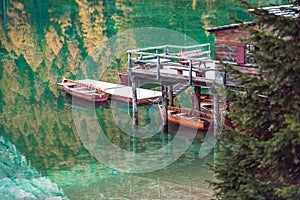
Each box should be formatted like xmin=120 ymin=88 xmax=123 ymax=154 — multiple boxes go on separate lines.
xmin=58 ymin=78 xmax=109 ymax=103
xmin=166 ymin=106 xmax=210 ymax=131
xmin=168 ymin=114 xmax=209 ymax=131
xmin=65 ymin=89 xmax=108 ymax=102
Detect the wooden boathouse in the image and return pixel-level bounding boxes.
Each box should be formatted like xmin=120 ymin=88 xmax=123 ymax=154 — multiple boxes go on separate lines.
xmin=127 ymin=44 xmax=223 ymax=134
xmin=205 ymin=22 xmax=259 ymax=78
xmin=205 ymin=4 xmax=299 ymax=78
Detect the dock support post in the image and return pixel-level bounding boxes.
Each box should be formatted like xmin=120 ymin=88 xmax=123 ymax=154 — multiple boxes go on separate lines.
xmin=162 ymin=85 xmax=168 ymax=133
xmin=223 ymin=65 xmax=227 ymax=85
xmin=156 ymin=56 xmax=160 ymax=80
xmin=132 ymin=81 xmax=138 ymax=126
xmin=128 ymin=52 xmax=138 ymax=126
xmin=213 ymin=91 xmax=220 ymax=138
xmin=189 ymin=60 xmax=193 ymax=85
xmin=194 ymin=86 xmax=201 ymax=111
xmin=208 ymin=44 xmax=211 ymax=59
xmin=164 ymin=46 xmax=169 ymax=55
xmin=169 ymin=85 xmax=174 ymax=106
xmin=128 ymin=52 xmax=132 ymax=74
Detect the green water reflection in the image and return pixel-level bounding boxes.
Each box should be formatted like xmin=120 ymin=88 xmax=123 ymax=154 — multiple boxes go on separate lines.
xmin=0 ymin=0 xmax=287 ymax=199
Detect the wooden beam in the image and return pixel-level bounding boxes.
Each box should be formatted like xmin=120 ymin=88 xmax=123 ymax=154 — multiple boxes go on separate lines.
xmin=177 ymin=69 xmax=183 ymax=75
xmin=130 ymin=52 xmax=211 ymax=61
xmin=189 ymin=60 xmax=192 ymax=85
xmin=131 ymin=70 xmax=211 ymax=86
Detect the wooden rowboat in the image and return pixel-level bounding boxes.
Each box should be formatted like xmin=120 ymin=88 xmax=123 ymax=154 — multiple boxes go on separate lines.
xmin=160 ymin=106 xmax=210 ymax=131
xmin=58 ymin=78 xmax=109 ymax=103
xmin=57 ymin=78 xmax=75 ymax=90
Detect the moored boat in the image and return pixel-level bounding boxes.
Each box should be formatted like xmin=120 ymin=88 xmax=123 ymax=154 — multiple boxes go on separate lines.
xmin=161 ymin=106 xmax=210 ymax=131
xmin=57 ymin=78 xmax=76 ymax=90
xmin=58 ymin=78 xmax=109 ymax=103
xmin=64 ymin=93 xmax=109 ymax=109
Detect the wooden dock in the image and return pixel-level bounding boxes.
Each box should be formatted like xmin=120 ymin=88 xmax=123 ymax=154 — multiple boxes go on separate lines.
xmin=126 ymin=44 xmax=223 ymax=134
xmin=76 ymin=79 xmax=161 ymax=105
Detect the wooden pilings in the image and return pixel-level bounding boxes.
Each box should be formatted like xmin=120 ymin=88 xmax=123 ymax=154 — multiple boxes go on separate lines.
xmin=189 ymin=60 xmax=193 ymax=85
xmin=132 ymin=81 xmax=138 ymax=126
xmin=194 ymin=86 xmax=201 ymax=111
xmin=128 ymin=52 xmax=132 ymax=75
xmin=213 ymin=91 xmax=220 ymax=138
xmin=168 ymin=85 xmax=174 ymax=106
xmin=162 ymin=85 xmax=168 ymax=133
xmin=129 ymin=52 xmax=138 ymax=126
xmin=156 ymin=56 xmax=160 ymax=80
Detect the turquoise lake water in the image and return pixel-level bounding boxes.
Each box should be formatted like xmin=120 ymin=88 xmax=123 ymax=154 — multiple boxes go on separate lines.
xmin=0 ymin=0 xmax=288 ymax=199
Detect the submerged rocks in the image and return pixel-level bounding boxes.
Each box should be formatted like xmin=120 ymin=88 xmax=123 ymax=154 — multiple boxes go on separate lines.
xmin=0 ymin=137 xmax=68 ymax=200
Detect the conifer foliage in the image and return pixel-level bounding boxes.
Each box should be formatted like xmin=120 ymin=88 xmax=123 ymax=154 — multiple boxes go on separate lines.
xmin=212 ymin=1 xmax=300 ymax=199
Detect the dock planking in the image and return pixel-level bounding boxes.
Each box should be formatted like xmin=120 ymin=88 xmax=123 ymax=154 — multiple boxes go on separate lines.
xmin=77 ymin=79 xmax=161 ymax=105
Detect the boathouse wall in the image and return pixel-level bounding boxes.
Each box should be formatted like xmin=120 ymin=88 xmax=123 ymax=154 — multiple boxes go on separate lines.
xmin=206 ymin=24 xmax=260 ymax=75
xmin=214 ymin=28 xmax=249 ymax=63
xmin=206 ymin=5 xmax=299 ymax=73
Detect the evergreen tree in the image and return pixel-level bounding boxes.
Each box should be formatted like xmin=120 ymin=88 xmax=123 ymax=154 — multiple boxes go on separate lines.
xmin=211 ymin=1 xmax=300 ymax=200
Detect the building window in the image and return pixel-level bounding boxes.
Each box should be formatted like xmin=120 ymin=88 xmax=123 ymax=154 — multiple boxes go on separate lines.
xmin=236 ymin=43 xmax=256 ymax=65
xmin=245 ymin=43 xmax=255 ymax=64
